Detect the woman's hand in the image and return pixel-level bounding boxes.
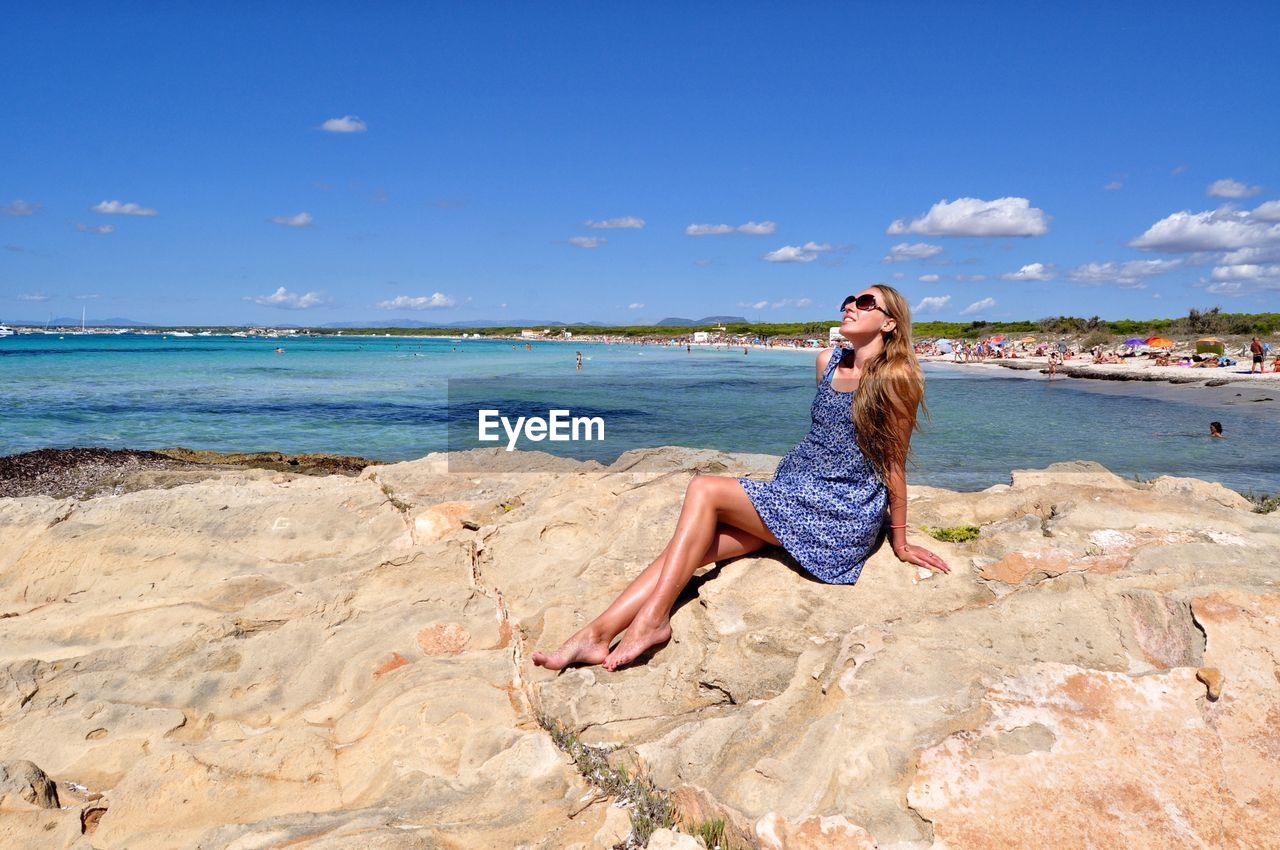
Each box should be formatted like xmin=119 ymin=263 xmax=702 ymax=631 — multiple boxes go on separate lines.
xmin=892 ymin=542 xmax=951 ymax=575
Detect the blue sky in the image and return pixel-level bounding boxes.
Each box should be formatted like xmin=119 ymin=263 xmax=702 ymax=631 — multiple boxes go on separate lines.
xmin=3 ymin=2 xmax=1279 ymax=326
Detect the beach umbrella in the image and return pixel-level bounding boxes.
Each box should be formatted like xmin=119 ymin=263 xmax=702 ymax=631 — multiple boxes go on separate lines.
xmin=1147 ymin=337 xmax=1176 ymax=348
xmin=989 ymin=334 xmax=1006 ymax=342
xmin=1124 ymin=338 xmax=1146 ymax=346
xmin=935 ymin=339 xmax=953 ymax=353
xmin=1019 ymin=336 xmax=1037 ymax=343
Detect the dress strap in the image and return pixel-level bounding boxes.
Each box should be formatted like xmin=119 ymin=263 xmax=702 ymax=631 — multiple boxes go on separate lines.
xmin=823 ymin=347 xmax=845 ymax=384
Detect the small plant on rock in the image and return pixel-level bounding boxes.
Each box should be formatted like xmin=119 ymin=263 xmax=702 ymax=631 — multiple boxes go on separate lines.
xmin=922 ymin=524 xmax=981 ymax=543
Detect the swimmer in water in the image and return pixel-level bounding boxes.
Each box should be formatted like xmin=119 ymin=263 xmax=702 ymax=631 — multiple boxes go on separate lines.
xmin=1210 ymin=421 xmax=1224 ymax=439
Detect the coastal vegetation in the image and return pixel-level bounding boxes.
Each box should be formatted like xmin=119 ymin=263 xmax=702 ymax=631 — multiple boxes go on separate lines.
xmin=537 ymin=713 xmax=677 ymax=847
xmin=923 ymin=524 xmax=982 ymax=543
xmin=287 ymin=307 xmax=1280 ymax=340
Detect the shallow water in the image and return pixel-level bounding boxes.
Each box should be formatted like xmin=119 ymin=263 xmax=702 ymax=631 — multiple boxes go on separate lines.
xmin=2 ymin=334 xmax=1277 ymax=493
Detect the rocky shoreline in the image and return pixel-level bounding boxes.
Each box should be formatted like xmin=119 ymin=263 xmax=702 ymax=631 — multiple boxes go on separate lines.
xmin=1 ymin=447 xmax=1277 ymax=848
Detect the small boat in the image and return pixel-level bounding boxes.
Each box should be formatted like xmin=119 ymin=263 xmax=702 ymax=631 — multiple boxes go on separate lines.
xmin=171 ymin=331 xmax=194 ymax=337
xmin=197 ymin=331 xmax=213 ymax=337
xmin=0 ymin=324 xmax=14 ymax=337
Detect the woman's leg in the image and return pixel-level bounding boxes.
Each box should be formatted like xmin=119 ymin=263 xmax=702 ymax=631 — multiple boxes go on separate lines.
xmin=532 ymin=476 xmax=779 ymax=670
xmin=602 ymin=476 xmax=779 ymax=670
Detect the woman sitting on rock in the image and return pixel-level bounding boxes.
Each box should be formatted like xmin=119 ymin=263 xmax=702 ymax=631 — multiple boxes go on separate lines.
xmin=533 ymin=284 xmax=950 ymax=672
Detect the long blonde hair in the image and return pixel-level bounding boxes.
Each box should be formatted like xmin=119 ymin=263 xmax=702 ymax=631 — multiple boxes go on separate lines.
xmin=851 ymin=283 xmax=925 ymax=479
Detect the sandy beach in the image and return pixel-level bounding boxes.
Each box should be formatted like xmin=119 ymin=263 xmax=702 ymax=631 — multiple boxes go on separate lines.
xmin=921 ymin=352 xmax=1280 ymax=386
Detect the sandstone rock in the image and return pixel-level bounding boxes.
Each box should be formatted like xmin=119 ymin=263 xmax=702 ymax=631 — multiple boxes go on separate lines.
xmin=755 ymin=811 xmax=877 ymax=850
xmin=593 ymin=803 xmax=632 ymax=847
xmin=1197 ymin=666 xmax=1224 ymax=700
xmin=645 ymin=827 xmax=703 ymax=849
xmin=1 ymin=447 xmax=1277 ymax=848
xmin=1150 ymin=475 xmax=1256 ymax=511
xmin=0 ymin=759 xmax=59 ymax=809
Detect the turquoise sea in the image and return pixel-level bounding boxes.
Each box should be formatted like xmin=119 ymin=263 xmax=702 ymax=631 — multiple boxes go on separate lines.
xmin=2 ymin=333 xmax=1278 ymax=493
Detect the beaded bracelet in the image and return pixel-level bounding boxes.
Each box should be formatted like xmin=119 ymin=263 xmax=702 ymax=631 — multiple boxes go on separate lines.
xmin=888 ymin=523 xmax=908 ymax=529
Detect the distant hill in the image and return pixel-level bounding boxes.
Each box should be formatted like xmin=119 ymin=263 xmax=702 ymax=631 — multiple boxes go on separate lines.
xmin=655 ymin=315 xmax=748 ymax=327
xmin=8 ymin=317 xmax=152 ymax=327
xmin=321 ymin=319 xmax=610 ymax=329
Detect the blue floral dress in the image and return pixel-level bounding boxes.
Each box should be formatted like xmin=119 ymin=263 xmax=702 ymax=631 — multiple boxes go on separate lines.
xmin=738 ymin=348 xmax=888 ymax=584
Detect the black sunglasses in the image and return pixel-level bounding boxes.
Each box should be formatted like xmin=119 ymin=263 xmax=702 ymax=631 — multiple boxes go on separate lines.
xmin=842 ymin=293 xmax=892 ymax=317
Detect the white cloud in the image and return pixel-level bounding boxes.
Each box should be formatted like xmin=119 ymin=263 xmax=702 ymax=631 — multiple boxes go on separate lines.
xmin=912 ymin=295 xmax=951 ymax=314
xmin=1206 ymin=281 xmax=1242 ymax=294
xmin=1171 ymin=165 xmax=1188 ymax=175
xmin=919 ymin=274 xmax=940 ymax=283
xmin=1210 ymin=264 xmax=1280 ymax=281
xmin=1221 ymin=245 xmax=1280 ymax=265
xmin=628 ymin=302 xmax=645 ymax=309
xmin=1252 ymin=200 xmax=1280 ymax=222
xmin=74 ymin=293 xmax=100 ymax=300
xmin=93 ymin=200 xmax=157 ymax=216
xmin=762 ymin=242 xmax=833 ymax=263
xmin=246 ymin=287 xmax=324 ymax=309
xmin=1069 ymin=259 xmax=1182 ymax=287
xmin=1129 ymin=208 xmax=1280 ymax=252
xmin=585 ymin=216 xmax=645 ymax=229
xmin=568 ymin=235 xmax=605 ymax=248
xmin=882 ymin=242 xmax=943 ymax=263
xmin=321 ymin=115 xmax=367 ymax=133
xmin=686 ymin=223 xmax=734 ymax=236
xmin=17 ymin=292 xmax=50 ymax=301
xmin=769 ymin=297 xmax=812 ymax=309
xmin=1207 ymin=178 xmax=1261 ymax=198
xmin=1206 ymin=263 xmax=1280 ymax=291
xmin=960 ymin=297 xmax=996 ymax=316
xmin=739 ymin=300 xmax=770 ymax=310
xmin=75 ymin=223 xmax=114 ymax=235
xmin=955 ymin=274 xmax=988 ymax=282
xmin=887 ymin=197 xmax=1048 ymax=237
xmin=686 ymin=221 xmax=777 ymax=236
xmin=1 ymin=199 xmax=39 ymax=216
xmin=377 ymin=293 xmax=456 ymax=310
xmin=890 ymin=272 xmax=905 ymax=280
xmin=271 ymin=212 xmax=314 ymax=228
xmin=1104 ymin=181 xmax=1124 ymax=191
xmin=1001 ymin=262 xmax=1055 ymax=281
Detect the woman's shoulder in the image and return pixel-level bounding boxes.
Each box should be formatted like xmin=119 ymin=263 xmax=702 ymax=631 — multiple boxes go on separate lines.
xmin=815 ymin=346 xmax=843 ymax=376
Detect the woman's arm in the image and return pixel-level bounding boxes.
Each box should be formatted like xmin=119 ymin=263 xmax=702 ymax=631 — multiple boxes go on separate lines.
xmin=883 ymin=390 xmax=951 ymax=575
xmin=884 ymin=458 xmax=950 ymax=574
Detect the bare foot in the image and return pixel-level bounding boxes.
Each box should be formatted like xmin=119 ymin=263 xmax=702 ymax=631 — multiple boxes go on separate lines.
xmin=602 ymin=617 xmax=671 ymax=671
xmin=531 ymin=629 xmax=611 ymax=670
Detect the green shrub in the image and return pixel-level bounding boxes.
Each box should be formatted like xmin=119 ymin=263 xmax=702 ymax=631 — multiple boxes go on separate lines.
xmin=922 ymin=524 xmax=981 ymax=543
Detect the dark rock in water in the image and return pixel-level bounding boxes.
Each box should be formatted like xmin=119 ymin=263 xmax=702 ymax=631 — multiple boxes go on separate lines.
xmin=0 ymin=759 xmax=60 ymax=809
xmin=155 ymin=447 xmax=371 ymax=477
xmin=0 ymin=447 xmax=184 ymax=500
xmin=0 ymin=446 xmax=376 ymax=500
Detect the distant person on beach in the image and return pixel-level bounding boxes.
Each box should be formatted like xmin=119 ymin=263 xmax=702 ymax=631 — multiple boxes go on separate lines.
xmin=533 ymin=284 xmax=949 ymax=672
xmin=1251 ymin=337 xmax=1264 ymax=373
xmin=1210 ymin=421 xmax=1224 ymax=438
